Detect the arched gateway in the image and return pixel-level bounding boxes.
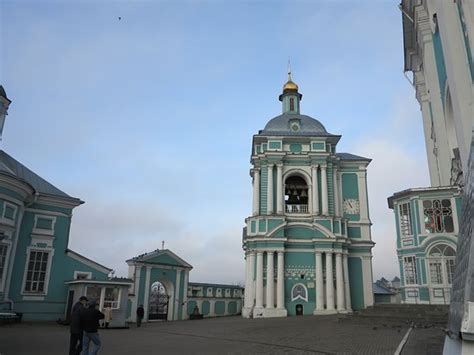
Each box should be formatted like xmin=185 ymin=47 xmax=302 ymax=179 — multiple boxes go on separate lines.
xmin=242 ymin=71 xmax=375 ymax=318
xmin=127 ymin=249 xmax=192 ymax=322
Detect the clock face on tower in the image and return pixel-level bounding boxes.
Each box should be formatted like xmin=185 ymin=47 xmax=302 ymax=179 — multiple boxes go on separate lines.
xmin=343 ymin=199 xmax=360 ymax=215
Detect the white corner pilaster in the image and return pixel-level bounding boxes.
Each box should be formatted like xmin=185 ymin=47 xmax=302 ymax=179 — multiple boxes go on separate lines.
xmin=253 ymin=168 xmax=260 ymax=215
xmin=321 ymin=165 xmax=329 ymax=215
xmin=267 ymin=164 xmax=274 ymax=214
xmin=276 ymin=163 xmax=283 ymax=214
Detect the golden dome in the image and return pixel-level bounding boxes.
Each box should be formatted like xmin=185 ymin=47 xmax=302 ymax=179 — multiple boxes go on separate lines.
xmin=283 ymin=79 xmax=298 ymax=92
xmin=283 ymin=68 xmax=299 ymax=92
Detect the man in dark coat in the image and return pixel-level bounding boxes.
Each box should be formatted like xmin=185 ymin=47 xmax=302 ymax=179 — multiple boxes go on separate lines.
xmin=81 ymin=300 xmax=105 ymax=355
xmin=136 ymin=305 xmax=144 ymax=327
xmin=69 ymin=296 xmax=88 ymax=355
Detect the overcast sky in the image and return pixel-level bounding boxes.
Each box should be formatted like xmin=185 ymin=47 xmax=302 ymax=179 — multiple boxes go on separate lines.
xmin=1 ymin=0 xmax=430 ymax=284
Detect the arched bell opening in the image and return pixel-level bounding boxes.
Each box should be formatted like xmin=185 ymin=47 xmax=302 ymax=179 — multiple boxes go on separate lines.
xmin=284 ymin=175 xmax=309 ymax=213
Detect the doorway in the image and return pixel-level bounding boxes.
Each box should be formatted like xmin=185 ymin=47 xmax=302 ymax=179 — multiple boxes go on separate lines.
xmin=296 ymin=304 xmax=303 ymax=316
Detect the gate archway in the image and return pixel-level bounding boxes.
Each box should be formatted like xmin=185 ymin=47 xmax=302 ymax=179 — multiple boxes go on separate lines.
xmin=148 ymin=281 xmax=169 ymax=320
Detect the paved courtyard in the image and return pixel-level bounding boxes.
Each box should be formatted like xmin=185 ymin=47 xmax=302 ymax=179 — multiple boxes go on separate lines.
xmin=0 ymin=315 xmax=445 ymax=354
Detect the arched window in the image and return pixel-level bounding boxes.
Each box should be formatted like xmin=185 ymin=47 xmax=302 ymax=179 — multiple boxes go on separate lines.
xmin=285 ymin=175 xmax=308 ymax=213
xmin=291 ymin=283 xmax=308 ymax=302
xmin=428 ymin=244 xmax=456 ymax=285
xmin=289 ymin=97 xmax=295 ymax=111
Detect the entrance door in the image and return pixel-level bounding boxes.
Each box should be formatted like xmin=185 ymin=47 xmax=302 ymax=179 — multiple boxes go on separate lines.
xmin=148 ymin=281 xmax=169 ymax=320
xmin=296 ymin=304 xmax=303 ymax=316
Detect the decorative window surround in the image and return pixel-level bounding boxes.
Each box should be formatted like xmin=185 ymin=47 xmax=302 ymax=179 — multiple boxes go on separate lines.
xmin=1 ymin=202 xmax=17 ymax=226
xmin=399 ymin=202 xmax=413 ymax=237
xmin=30 ymin=234 xmax=55 ymax=248
xmin=403 ymin=256 xmax=418 ymax=285
xmin=74 ymin=271 xmax=92 ymax=280
xmin=21 ymin=247 xmax=54 ymax=296
xmin=32 ymin=215 xmax=56 ymax=236
xmin=0 ymin=242 xmax=11 ymax=292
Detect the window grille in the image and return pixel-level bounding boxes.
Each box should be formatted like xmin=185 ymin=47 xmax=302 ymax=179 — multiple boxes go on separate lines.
xmin=423 ymin=199 xmax=454 ymax=233
xmin=399 ymin=203 xmax=413 ymax=236
xmin=24 ymin=251 xmax=49 ymax=293
xmin=403 ymin=256 xmax=417 ymax=285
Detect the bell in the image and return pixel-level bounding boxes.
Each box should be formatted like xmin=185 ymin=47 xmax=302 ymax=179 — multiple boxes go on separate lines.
xmin=301 ymin=190 xmax=307 ymax=197
xmin=292 ymin=189 xmax=298 ymax=195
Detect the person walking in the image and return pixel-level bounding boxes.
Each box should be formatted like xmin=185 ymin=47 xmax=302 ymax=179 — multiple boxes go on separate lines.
xmin=103 ymin=305 xmax=112 ymax=328
xmin=136 ymin=305 xmax=144 ymax=327
xmin=69 ymin=296 xmax=88 ymax=355
xmin=81 ymin=300 xmax=105 ymax=355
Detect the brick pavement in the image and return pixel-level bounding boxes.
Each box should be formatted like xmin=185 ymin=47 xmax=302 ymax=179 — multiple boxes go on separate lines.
xmin=0 ymin=315 xmax=442 ymax=354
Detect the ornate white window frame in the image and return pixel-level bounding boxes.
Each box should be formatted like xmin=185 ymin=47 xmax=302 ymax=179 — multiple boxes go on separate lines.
xmin=73 ymin=271 xmax=92 ymax=280
xmin=1 ymin=202 xmax=17 ymax=226
xmin=32 ymin=215 xmax=57 ymax=236
xmin=291 ymin=283 xmax=308 ymax=302
xmin=0 ymin=240 xmax=12 ymax=292
xmin=21 ymin=247 xmax=55 ymax=297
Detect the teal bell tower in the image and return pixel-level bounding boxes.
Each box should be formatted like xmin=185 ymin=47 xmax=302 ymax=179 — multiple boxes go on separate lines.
xmin=242 ymin=69 xmax=375 ymax=319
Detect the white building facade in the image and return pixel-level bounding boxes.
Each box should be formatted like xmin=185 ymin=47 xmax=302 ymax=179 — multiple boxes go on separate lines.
xmin=400 ymin=1 xmax=474 ymax=353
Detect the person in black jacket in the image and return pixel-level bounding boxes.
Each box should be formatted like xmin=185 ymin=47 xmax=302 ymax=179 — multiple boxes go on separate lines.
xmin=69 ymin=296 xmax=88 ymax=355
xmin=136 ymin=305 xmax=144 ymax=327
xmin=81 ymin=300 xmax=105 ymax=355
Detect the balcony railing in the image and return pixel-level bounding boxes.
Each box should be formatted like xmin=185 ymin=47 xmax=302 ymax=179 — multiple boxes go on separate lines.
xmin=285 ymin=204 xmax=308 ymax=214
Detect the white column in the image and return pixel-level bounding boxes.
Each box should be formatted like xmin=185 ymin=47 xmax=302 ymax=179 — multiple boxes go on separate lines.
xmin=224 ymin=300 xmax=229 ymax=316
xmin=312 ymin=164 xmax=319 ymax=215
xmin=276 ymin=163 xmax=283 ymax=214
xmin=333 ymin=168 xmax=340 ymax=216
xmin=315 ymin=252 xmax=324 ymax=312
xmin=182 ymin=271 xmax=189 ymax=320
xmin=276 ymin=252 xmax=285 ymax=309
xmin=321 ymin=165 xmax=329 ymax=215
xmin=252 ymin=168 xmax=260 ymax=216
xmin=343 ymin=254 xmax=352 ymax=311
xmin=174 ymin=268 xmax=181 ymax=320
xmin=244 ymin=251 xmax=255 ymax=309
xmin=358 ymin=171 xmax=369 ymax=222
xmin=132 ymin=265 xmax=142 ymax=322
xmin=143 ymin=266 xmax=152 ymax=321
xmin=255 ymin=252 xmax=264 ymax=310
xmin=244 ymin=253 xmax=252 ymax=308
xmin=266 ymin=251 xmax=274 ymax=309
xmin=335 ymin=253 xmax=345 ymax=311
xmin=325 ymin=252 xmax=335 ymax=311
xmin=210 ymin=300 xmax=215 ymax=317
xmin=267 ymin=164 xmax=274 ymax=214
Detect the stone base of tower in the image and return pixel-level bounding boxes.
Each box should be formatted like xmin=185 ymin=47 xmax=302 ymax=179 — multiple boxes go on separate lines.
xmin=313 ymin=309 xmax=338 ymax=315
xmin=242 ymin=307 xmax=253 ymax=319
xmin=262 ymin=308 xmax=287 ymax=318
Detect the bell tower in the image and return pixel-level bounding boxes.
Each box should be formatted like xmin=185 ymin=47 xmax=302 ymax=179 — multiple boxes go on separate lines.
xmin=242 ymin=70 xmax=375 ymax=319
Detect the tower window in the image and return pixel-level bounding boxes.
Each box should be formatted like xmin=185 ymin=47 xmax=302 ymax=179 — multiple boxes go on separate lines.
xmin=285 ymin=176 xmax=308 ymax=213
xmin=290 ymin=97 xmax=295 ymax=111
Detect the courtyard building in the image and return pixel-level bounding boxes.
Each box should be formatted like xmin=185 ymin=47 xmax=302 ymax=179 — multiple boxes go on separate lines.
xmin=242 ymin=73 xmax=375 ymax=318
xmin=388 ymin=186 xmax=461 ymax=305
